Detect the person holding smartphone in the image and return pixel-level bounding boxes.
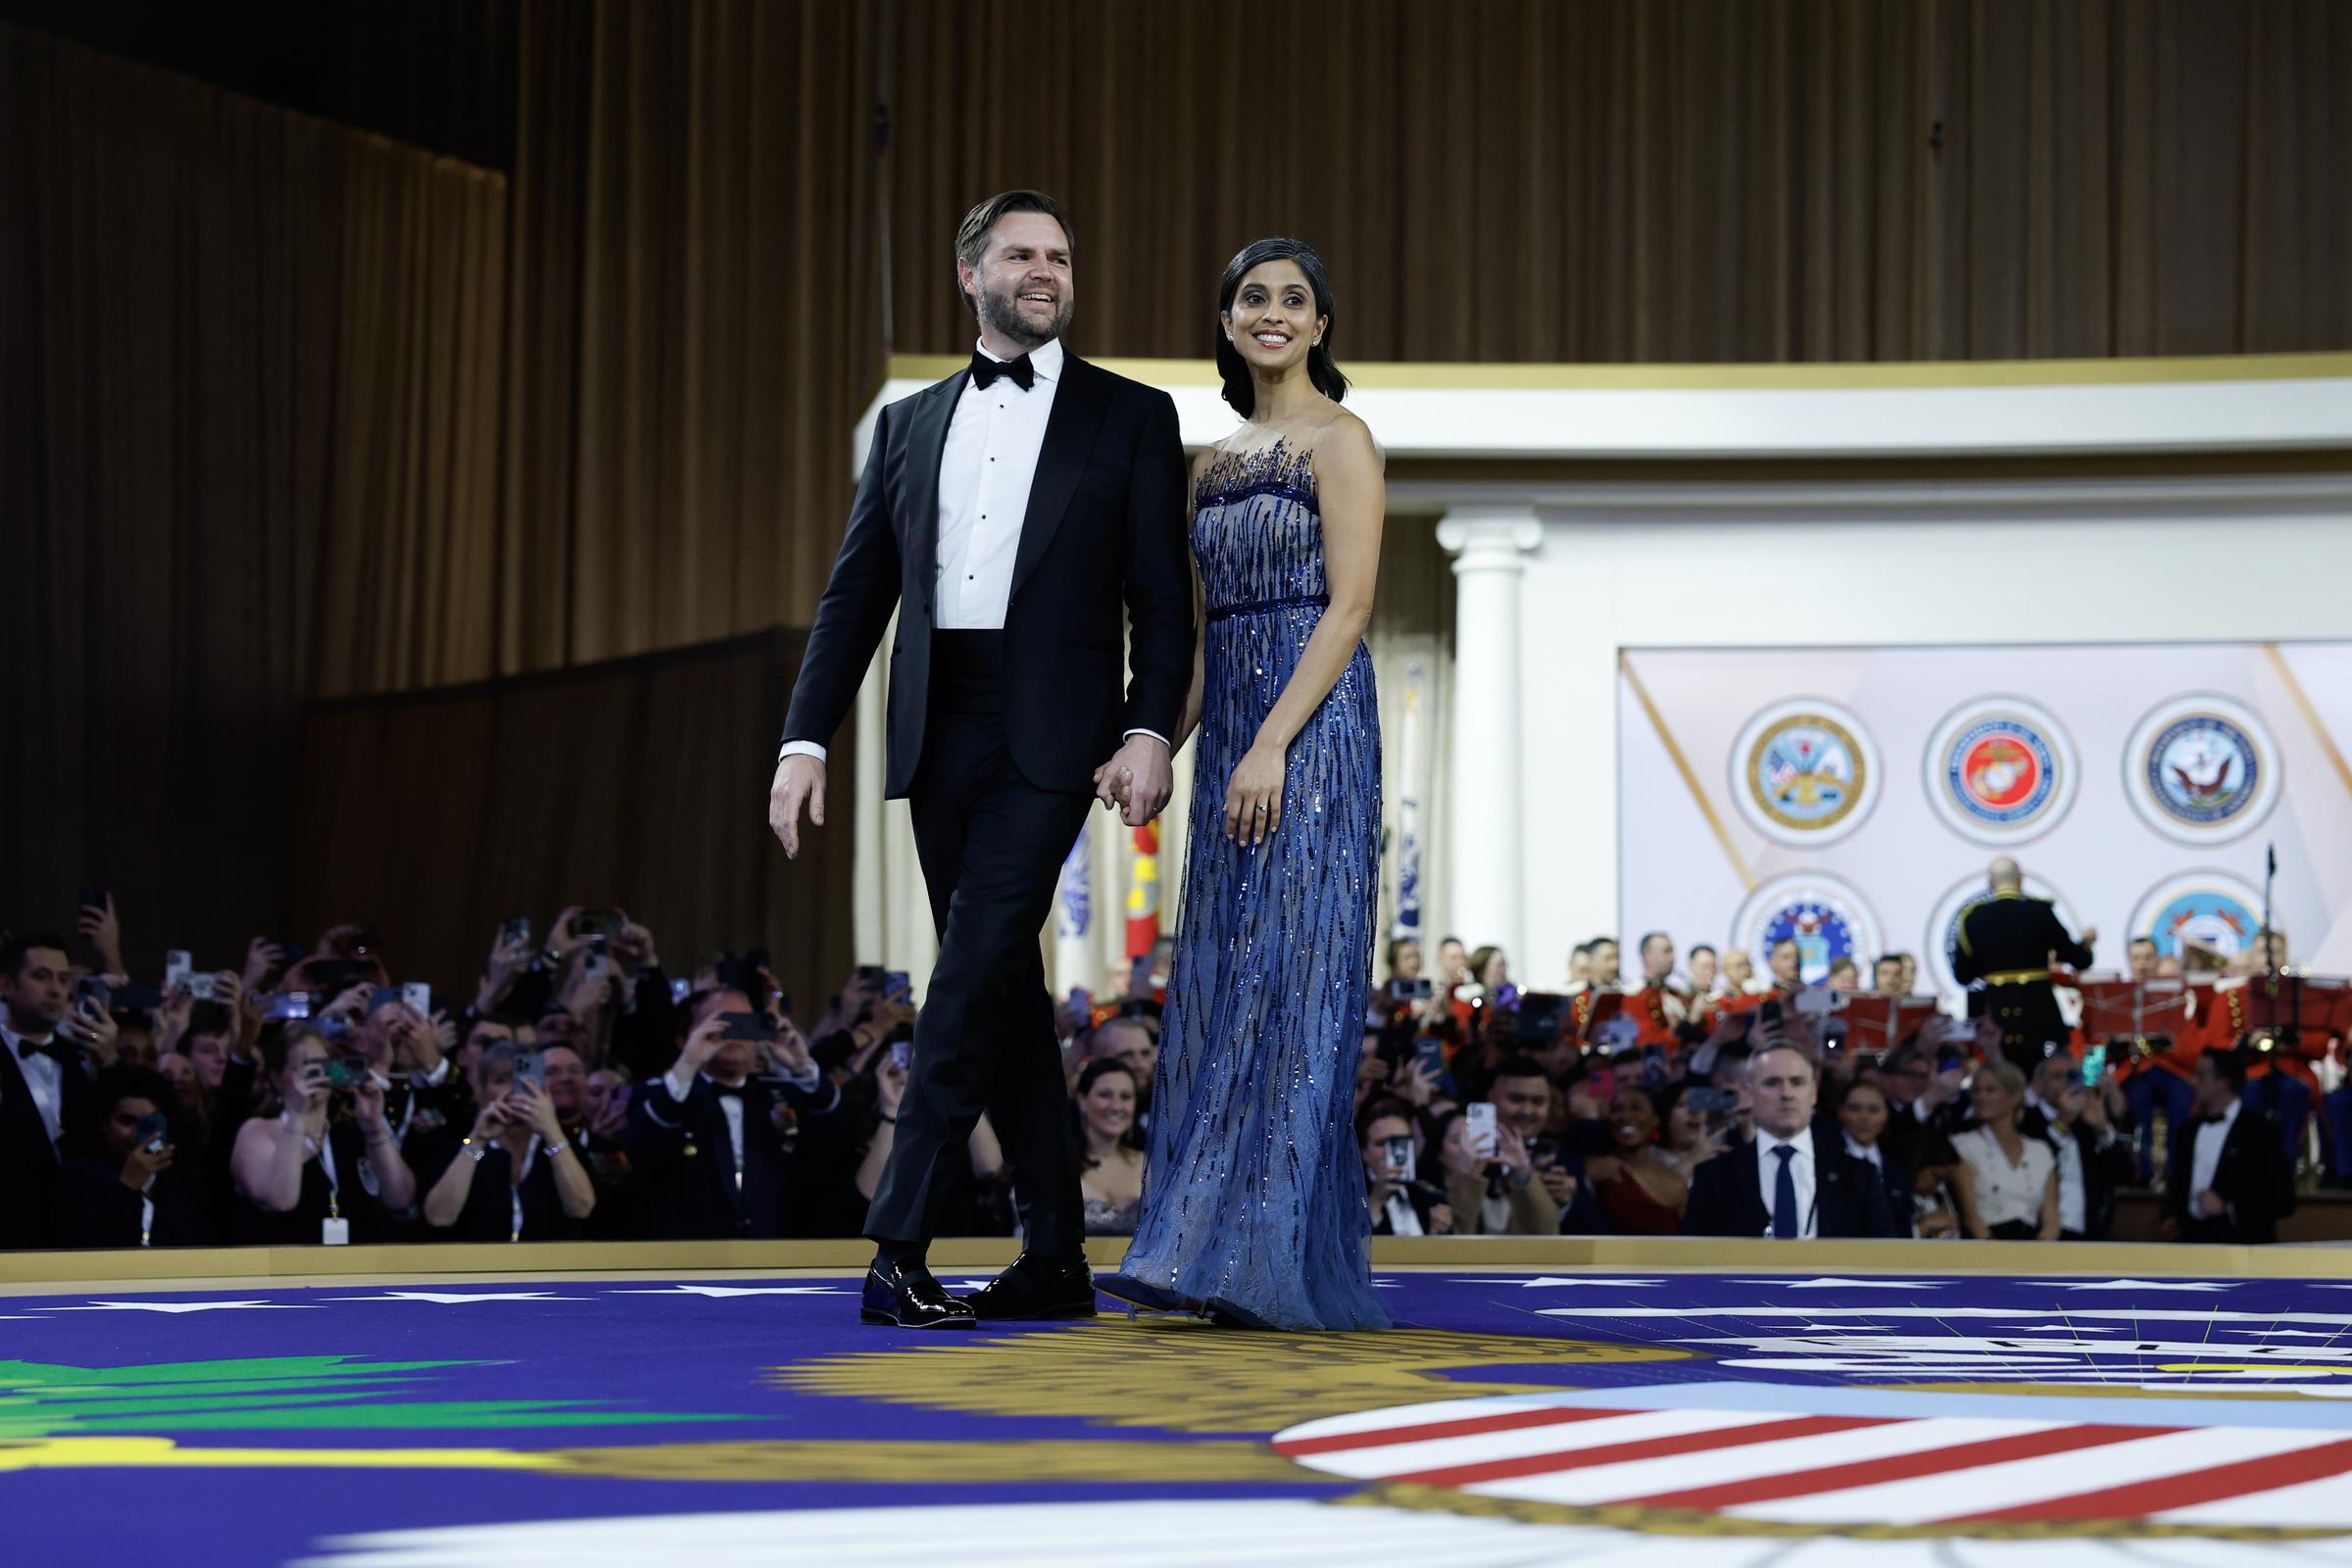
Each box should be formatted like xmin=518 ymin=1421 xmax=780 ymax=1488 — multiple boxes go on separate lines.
xmin=0 ymin=931 xmax=110 ymax=1249
xmin=626 ymin=988 xmax=848 ymax=1241
xmin=54 ymin=1066 xmax=213 ymax=1248
xmin=229 ymin=1021 xmax=416 ymax=1245
xmin=1361 ymin=1102 xmax=1449 ymax=1236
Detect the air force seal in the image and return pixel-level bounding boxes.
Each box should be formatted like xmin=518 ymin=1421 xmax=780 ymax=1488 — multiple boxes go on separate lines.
xmin=1924 ymin=697 xmax=2077 ymax=844
xmin=1730 ymin=698 xmax=1880 ymax=846
xmin=1732 ymin=873 xmax=1882 ymax=987
xmin=2124 ymin=694 xmax=2280 ymax=844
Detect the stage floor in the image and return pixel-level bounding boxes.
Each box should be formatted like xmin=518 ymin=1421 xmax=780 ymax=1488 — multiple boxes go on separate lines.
xmin=12 ymin=1257 xmax=2352 ymax=1566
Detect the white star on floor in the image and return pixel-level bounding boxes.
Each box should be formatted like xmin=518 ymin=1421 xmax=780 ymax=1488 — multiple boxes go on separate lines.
xmin=2047 ymin=1279 xmax=2230 ymax=1292
xmin=607 ymin=1285 xmax=850 ymax=1298
xmin=1727 ymin=1277 xmax=1932 ymax=1290
xmin=1484 ymin=1277 xmax=1667 ymax=1289
xmin=320 ymin=1291 xmax=589 ymax=1304
xmin=40 ymin=1299 xmax=314 ymax=1313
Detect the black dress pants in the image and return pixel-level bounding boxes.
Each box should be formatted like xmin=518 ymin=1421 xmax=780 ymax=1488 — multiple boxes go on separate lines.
xmin=864 ymin=632 xmax=1092 ymax=1257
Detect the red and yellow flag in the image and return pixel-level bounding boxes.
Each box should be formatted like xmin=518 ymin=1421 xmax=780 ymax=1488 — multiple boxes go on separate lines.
xmin=1124 ymin=822 xmax=1160 ymax=957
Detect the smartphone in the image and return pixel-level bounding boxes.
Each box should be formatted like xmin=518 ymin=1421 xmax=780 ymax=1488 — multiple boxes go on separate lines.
xmin=501 ymin=914 xmax=533 ymax=948
xmin=1686 ymin=1085 xmax=1739 ymax=1133
xmin=1757 ymin=998 xmax=1785 ymax=1030
xmin=1465 ymin=1101 xmax=1499 ymax=1158
xmin=1792 ymin=986 xmax=1838 ymax=1017
xmin=1586 ymin=1066 xmax=1619 ymax=1103
xmin=512 ymin=1049 xmax=546 ymax=1094
xmin=264 ymin=991 xmax=312 ymax=1022
xmin=1515 ymin=991 xmax=1569 ymax=1042
xmin=581 ymin=949 xmax=607 ymax=980
xmin=2082 ymin=1044 xmax=2109 ymax=1086
xmin=1592 ymin=1017 xmax=1640 ymax=1054
xmin=856 ymin=963 xmax=888 ymax=984
xmin=717 ymin=1011 xmax=774 ymax=1042
xmin=1382 ymin=1133 xmax=1416 ymax=1184
xmin=889 ymin=1038 xmax=913 ymax=1072
xmin=164 ymin=951 xmax=193 ymax=992
xmin=402 ymin=982 xmax=431 ymax=1015
xmin=883 ymin=970 xmax=912 ymax=1004
xmin=1412 ymin=1036 xmax=1446 ymax=1079
xmin=322 ymin=1055 xmax=370 ymax=1091
xmin=187 ymin=973 xmax=217 ymax=1002
xmin=73 ymin=974 xmax=113 ymax=1011
xmin=669 ymin=977 xmax=691 ymax=1005
xmin=81 ymin=884 xmax=110 ymax=915
xmin=1388 ymin=976 xmax=1435 ymax=1003
xmin=133 ymin=1112 xmax=169 ymax=1153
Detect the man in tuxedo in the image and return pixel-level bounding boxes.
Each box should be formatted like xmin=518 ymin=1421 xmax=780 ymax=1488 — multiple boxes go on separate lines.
xmin=627 ymin=989 xmax=848 ymax=1242
xmin=0 ymin=931 xmax=103 ymax=1249
xmin=1685 ymin=1042 xmax=1898 ymax=1239
xmin=2165 ymin=1048 xmax=2296 ymax=1245
xmin=2025 ymin=1050 xmax=2135 ymax=1241
xmin=766 ymin=190 xmax=1192 ymax=1327
xmin=1952 ymin=856 xmax=2096 ymax=1070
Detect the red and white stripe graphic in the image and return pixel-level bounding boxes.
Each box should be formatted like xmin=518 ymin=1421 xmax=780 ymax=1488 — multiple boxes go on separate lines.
xmin=1272 ymin=1395 xmax=2352 ymax=1526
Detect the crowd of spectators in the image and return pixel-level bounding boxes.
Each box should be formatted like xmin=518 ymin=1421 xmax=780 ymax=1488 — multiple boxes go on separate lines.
xmin=0 ymin=899 xmax=2316 ymax=1253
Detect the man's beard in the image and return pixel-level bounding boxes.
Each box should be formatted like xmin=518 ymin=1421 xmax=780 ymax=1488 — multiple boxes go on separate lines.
xmin=978 ymin=280 xmax=1073 ymax=349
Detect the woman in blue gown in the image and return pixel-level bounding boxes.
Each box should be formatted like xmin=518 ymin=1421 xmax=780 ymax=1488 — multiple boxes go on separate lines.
xmin=1102 ymin=239 xmax=1390 ymax=1331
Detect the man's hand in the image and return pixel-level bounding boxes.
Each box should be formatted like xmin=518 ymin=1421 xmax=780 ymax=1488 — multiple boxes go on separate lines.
xmin=764 ymin=1020 xmax=816 ymax=1077
xmin=674 ymin=1014 xmax=730 ymax=1084
xmin=243 ymin=937 xmax=287 ymax=995
xmin=2079 ymin=925 xmax=2100 ymax=950
xmin=1093 ymin=734 xmax=1172 ymax=828
xmin=2195 ymin=1187 xmax=2228 ymax=1219
xmin=769 ymin=754 xmax=827 ymax=858
xmin=121 ymin=1139 xmax=174 ymax=1192
xmin=1537 ymin=1158 xmax=1579 ymax=1207
xmin=77 ymin=893 xmax=125 ymax=976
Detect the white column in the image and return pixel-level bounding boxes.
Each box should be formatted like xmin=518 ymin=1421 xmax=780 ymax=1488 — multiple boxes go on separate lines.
xmin=1435 ymin=508 xmax=1543 ymax=967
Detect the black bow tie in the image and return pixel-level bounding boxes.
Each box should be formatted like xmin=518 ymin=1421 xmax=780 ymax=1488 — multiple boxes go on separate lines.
xmin=969 ymin=351 xmax=1035 ymax=391
xmin=16 ymin=1036 xmax=71 ymax=1065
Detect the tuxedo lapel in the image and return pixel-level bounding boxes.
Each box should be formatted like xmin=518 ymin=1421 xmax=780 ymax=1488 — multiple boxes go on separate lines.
xmin=1008 ymin=356 xmax=1107 ymax=599
xmin=901 ymin=374 xmax=962 ymax=615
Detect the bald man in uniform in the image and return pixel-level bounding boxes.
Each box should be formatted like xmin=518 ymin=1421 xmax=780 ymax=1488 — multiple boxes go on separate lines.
xmin=1952 ymin=857 xmax=2096 ymax=1072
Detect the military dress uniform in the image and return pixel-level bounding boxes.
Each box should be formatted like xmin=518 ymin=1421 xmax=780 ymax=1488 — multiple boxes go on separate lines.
xmin=1951 ymin=889 xmax=2093 ymax=1070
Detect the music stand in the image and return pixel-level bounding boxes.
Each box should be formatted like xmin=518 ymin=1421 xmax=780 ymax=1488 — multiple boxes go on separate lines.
xmin=2078 ymin=975 xmax=2184 ymax=1060
xmin=2241 ymin=974 xmax=2352 ymax=1061
xmin=1838 ymin=993 xmax=1941 ymax=1056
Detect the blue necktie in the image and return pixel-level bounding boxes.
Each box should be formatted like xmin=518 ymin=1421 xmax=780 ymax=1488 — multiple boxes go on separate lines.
xmin=1771 ymin=1144 xmax=1799 ymax=1239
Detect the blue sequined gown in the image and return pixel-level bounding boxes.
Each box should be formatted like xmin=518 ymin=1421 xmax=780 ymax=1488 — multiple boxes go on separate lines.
xmin=1112 ymin=439 xmax=1390 ymax=1331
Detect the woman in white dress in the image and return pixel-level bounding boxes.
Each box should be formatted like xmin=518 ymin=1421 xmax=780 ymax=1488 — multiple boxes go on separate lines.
xmin=1953 ymin=1057 xmax=2059 ymax=1241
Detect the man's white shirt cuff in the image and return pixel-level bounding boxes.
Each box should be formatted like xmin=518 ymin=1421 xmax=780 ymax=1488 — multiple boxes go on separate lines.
xmin=779 ymin=741 xmax=827 ymax=763
xmin=1122 ymin=728 xmax=1171 ymax=750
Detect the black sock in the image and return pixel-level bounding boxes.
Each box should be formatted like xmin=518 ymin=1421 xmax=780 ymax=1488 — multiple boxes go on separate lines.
xmin=873 ymin=1240 xmax=926 ymax=1273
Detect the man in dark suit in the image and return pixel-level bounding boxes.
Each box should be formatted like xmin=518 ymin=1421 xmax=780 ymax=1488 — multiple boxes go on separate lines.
xmin=0 ymin=930 xmax=104 ymax=1249
xmin=2025 ymin=1051 xmax=2136 ymax=1241
xmin=1685 ymin=1042 xmax=1898 ymax=1239
xmin=54 ymin=1065 xmax=213 ymax=1248
xmin=2165 ymin=1048 xmax=2296 ymax=1245
xmin=1952 ymin=856 xmax=2096 ymax=1071
xmin=765 ymin=190 xmax=1192 ymax=1327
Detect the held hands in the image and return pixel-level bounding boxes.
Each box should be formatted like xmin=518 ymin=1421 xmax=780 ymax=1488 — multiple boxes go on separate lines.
xmin=1093 ymin=734 xmax=1174 ymax=828
xmin=1222 ymin=741 xmax=1285 ymax=845
xmin=768 ymin=755 xmax=827 ymax=858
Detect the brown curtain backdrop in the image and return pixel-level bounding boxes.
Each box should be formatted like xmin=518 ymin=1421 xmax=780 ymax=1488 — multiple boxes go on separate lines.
xmin=0 ymin=25 xmax=507 ymax=975
xmin=885 ymin=0 xmax=2352 ymax=365
xmin=292 ymin=629 xmax=857 ymax=1025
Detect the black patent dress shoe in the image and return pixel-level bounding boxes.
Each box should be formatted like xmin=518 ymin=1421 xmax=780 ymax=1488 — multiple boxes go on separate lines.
xmin=859 ymin=1259 xmax=978 ymax=1329
xmin=961 ymin=1251 xmax=1099 ymax=1321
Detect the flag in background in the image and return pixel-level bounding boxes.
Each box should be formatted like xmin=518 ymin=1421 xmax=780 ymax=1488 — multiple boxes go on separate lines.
xmin=1125 ymin=821 xmax=1160 ymax=958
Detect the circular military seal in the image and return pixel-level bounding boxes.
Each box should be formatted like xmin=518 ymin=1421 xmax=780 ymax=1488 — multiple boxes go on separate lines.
xmin=1729 ymin=698 xmax=1881 ymax=847
xmin=2123 ymin=694 xmax=2280 ymax=845
xmin=2127 ymin=870 xmax=2266 ymax=960
xmin=1922 ymin=696 xmax=2078 ymax=845
xmin=1731 ymin=872 xmax=1882 ymax=988
xmin=1924 ymin=869 xmax=2084 ymax=999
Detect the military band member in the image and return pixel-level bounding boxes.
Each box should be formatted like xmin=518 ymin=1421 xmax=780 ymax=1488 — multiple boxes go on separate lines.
xmin=1952 ymin=857 xmax=2095 ymax=1071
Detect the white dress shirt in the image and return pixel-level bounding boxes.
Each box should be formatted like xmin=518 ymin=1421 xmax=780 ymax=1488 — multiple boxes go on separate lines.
xmin=3 ymin=1022 xmax=68 ymax=1150
xmin=1380 ymin=1189 xmax=1425 ymax=1237
xmin=2190 ymin=1098 xmax=2241 ymax=1200
xmin=1755 ymin=1126 xmax=1818 ymax=1239
xmin=2027 ymin=1091 xmax=2088 ymax=1234
xmin=782 ymin=337 xmax=1164 ymax=763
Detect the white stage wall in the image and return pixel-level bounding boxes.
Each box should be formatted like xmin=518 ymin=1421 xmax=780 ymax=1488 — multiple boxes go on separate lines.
xmin=1616 ymin=640 xmax=2352 ymax=999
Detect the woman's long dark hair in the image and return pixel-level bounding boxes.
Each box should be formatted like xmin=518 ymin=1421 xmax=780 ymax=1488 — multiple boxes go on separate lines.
xmin=1215 ymin=238 xmax=1349 ymax=417
xmin=1072 ymin=1056 xmax=1143 ymax=1153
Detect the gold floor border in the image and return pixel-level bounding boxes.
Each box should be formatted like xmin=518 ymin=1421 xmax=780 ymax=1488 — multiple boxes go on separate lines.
xmin=3 ymin=1234 xmax=2347 ymax=1295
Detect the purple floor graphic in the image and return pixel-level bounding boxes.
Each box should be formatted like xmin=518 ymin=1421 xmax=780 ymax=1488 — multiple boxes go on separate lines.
xmin=11 ymin=1268 xmax=2352 ymax=1566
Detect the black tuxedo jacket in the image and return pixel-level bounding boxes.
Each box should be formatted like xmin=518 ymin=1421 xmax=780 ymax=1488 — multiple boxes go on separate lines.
xmin=0 ymin=1039 xmax=98 ymax=1249
xmin=1683 ymin=1124 xmax=1900 ymax=1239
xmin=625 ymin=1070 xmax=847 ymax=1241
xmin=781 ymin=353 xmax=1194 ymax=799
xmin=2020 ymin=1102 xmax=2136 ymax=1240
xmin=2165 ymin=1102 xmax=2296 ymax=1244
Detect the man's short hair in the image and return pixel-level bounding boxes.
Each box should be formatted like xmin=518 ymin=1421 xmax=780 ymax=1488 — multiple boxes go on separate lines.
xmin=1492 ymin=1054 xmax=1550 ymax=1083
xmin=1753 ymin=1040 xmax=1820 ymax=1076
xmin=1591 ymin=934 xmax=1618 ymax=950
xmin=1639 ymin=931 xmax=1671 ymax=954
xmin=1570 ymin=941 xmax=1592 ymax=959
xmin=2128 ymin=935 xmax=2158 ymax=950
xmin=1689 ymin=944 xmax=1717 ymax=961
xmin=0 ymin=930 xmax=71 ymax=981
xmin=2204 ymin=1049 xmax=2249 ymax=1093
xmin=1769 ymin=936 xmax=1799 ymax=955
xmin=954 ymin=189 xmax=1073 ymax=311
